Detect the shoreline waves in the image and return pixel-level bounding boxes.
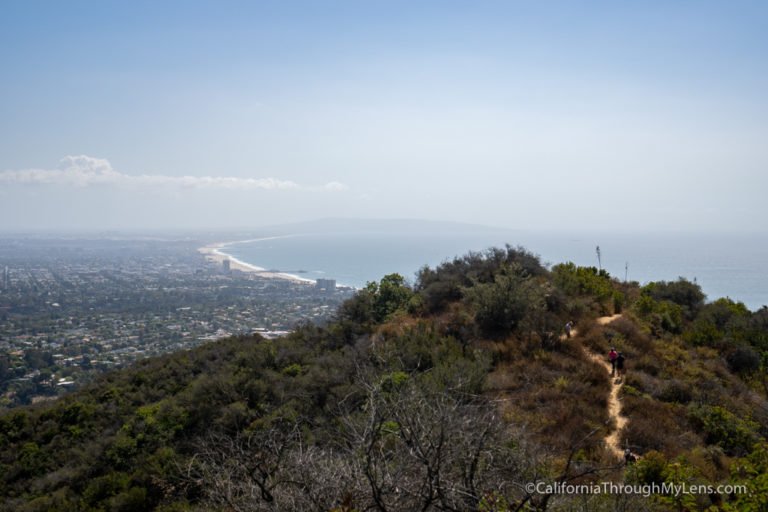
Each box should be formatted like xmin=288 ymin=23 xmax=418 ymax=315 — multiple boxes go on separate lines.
xmin=198 ymin=237 xmax=315 ymax=285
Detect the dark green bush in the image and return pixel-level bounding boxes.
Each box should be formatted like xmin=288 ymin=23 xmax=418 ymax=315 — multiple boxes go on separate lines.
xmin=641 ymin=278 xmax=705 ymax=320
xmin=416 ymin=246 xmax=545 ymax=313
xmin=463 ymin=264 xmax=545 ymax=338
xmin=688 ymin=404 xmax=760 ymax=456
xmin=725 ymin=345 xmax=761 ymax=375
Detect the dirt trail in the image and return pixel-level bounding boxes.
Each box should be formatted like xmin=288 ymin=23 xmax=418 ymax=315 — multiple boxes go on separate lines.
xmin=577 ymin=314 xmax=627 ymax=460
xmin=596 ymin=314 xmax=623 ymax=326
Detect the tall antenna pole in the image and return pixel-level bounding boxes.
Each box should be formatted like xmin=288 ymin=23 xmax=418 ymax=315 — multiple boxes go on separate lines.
xmin=596 ymin=246 xmax=602 ymax=272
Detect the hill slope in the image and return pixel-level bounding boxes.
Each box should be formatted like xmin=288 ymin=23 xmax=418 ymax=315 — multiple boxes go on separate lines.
xmin=1 ymin=246 xmax=766 ymax=511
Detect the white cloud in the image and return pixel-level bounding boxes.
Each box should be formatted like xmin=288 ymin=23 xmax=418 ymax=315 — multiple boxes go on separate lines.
xmin=0 ymin=156 xmax=348 ymax=192
xmin=323 ymin=181 xmax=349 ymax=191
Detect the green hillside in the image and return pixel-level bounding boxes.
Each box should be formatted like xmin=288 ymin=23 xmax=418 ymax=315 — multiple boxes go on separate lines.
xmin=1 ymin=246 xmax=766 ymax=511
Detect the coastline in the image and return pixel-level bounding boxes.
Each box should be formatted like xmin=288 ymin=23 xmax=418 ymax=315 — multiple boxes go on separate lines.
xmin=198 ymin=237 xmax=315 ymax=285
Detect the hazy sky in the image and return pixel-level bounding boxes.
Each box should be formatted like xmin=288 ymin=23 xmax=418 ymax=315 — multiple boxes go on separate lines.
xmin=1 ymin=1 xmax=766 ymax=232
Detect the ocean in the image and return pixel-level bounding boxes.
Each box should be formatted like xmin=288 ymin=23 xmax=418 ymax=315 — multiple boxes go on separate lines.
xmin=221 ymin=228 xmax=768 ymax=311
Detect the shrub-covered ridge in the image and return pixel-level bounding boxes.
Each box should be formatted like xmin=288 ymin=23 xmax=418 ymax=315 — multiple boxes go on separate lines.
xmin=1 ymin=246 xmax=766 ymax=511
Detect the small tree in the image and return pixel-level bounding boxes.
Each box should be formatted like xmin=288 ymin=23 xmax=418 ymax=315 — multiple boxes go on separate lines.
xmin=464 ymin=264 xmax=545 ymax=338
xmin=368 ymin=273 xmax=413 ymax=323
xmin=336 ymin=273 xmax=413 ymax=329
xmin=641 ymin=278 xmax=705 ymax=320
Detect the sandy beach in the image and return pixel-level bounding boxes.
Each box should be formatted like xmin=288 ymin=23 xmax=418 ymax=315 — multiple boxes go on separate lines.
xmin=198 ymin=239 xmax=314 ymax=284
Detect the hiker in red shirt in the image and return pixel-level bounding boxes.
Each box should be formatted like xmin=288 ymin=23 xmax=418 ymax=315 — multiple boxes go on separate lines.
xmin=608 ymin=348 xmax=618 ymax=376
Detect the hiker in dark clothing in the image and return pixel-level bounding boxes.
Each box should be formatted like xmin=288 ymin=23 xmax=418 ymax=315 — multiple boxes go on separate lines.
xmin=624 ymin=448 xmax=637 ymax=465
xmin=564 ymin=321 xmax=573 ymax=339
xmin=616 ymin=352 xmax=625 ymax=379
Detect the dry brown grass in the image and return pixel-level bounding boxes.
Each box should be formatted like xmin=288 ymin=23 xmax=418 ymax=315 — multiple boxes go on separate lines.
xmin=375 ymin=313 xmax=423 ymax=338
xmin=609 ymin=315 xmax=653 ymax=353
xmin=487 ymin=336 xmax=610 ymax=455
xmin=683 ymin=446 xmax=734 ymax=482
xmin=621 ymin=395 xmax=699 ymax=456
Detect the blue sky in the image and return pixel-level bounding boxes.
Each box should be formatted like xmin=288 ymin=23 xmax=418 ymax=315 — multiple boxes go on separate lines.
xmin=1 ymin=1 xmax=766 ymax=231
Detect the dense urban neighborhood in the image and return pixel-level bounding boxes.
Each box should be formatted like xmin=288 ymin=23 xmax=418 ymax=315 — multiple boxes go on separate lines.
xmin=0 ymin=237 xmax=353 ymax=408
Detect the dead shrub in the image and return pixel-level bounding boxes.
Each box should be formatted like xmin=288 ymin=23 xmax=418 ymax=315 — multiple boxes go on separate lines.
xmin=577 ymin=360 xmax=610 ymax=388
xmin=684 ymin=445 xmax=732 ymax=482
xmin=621 ymin=396 xmax=697 ymax=455
xmin=610 ymin=316 xmax=653 ymax=352
xmin=624 ymin=372 xmax=659 ymax=396
xmin=632 ymin=354 xmax=661 ymax=376
xmin=656 ymin=379 xmax=694 ymax=404
xmin=582 ymin=331 xmax=609 ymax=355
